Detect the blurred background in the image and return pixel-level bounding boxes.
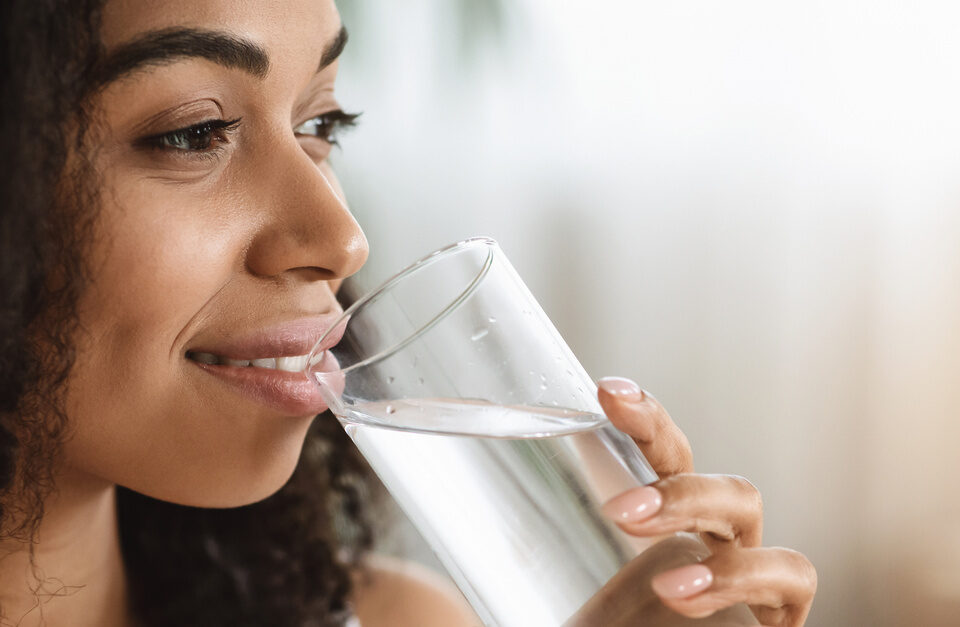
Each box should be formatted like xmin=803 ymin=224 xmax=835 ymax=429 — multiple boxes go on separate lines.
xmin=332 ymin=1 xmax=960 ymax=625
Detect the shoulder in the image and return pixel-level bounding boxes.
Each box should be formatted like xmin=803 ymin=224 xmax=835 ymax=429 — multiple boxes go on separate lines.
xmin=350 ymin=554 xmax=480 ymax=627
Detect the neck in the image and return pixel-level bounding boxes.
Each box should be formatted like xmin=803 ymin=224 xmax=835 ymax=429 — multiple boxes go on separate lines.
xmin=0 ymin=468 xmax=132 ymax=627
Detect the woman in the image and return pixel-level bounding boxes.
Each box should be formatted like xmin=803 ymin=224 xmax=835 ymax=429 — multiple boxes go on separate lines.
xmin=0 ymin=1 xmax=816 ymax=625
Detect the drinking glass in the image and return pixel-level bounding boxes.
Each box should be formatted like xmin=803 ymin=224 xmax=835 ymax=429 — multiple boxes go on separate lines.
xmin=306 ymin=237 xmax=752 ymax=626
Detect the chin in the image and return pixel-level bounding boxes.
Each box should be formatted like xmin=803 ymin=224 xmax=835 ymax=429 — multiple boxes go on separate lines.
xmin=118 ymin=418 xmax=313 ymax=509
xmin=132 ymin=454 xmax=303 ymax=509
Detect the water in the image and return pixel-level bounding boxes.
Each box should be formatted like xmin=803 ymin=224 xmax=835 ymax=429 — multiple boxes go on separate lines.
xmin=340 ymin=399 xmax=654 ymax=626
xmin=471 ymin=327 xmax=491 ymax=341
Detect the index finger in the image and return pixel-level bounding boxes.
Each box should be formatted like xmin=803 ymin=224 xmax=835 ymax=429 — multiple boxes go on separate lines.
xmin=597 ymin=377 xmax=694 ymax=477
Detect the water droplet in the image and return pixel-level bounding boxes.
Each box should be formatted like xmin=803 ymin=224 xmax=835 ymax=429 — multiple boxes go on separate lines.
xmin=418 ymin=377 xmax=425 ymax=385
xmin=528 ymin=370 xmax=535 ymax=376
xmin=386 ymin=405 xmax=396 ymax=415
xmin=471 ymin=328 xmax=490 ymax=341
xmin=577 ymin=386 xmax=583 ymax=394
xmin=566 ymin=369 xmax=573 ymax=376
xmin=487 ymin=316 xmax=497 ymax=324
xmin=539 ymin=383 xmax=547 ymax=391
xmin=387 ymin=376 xmax=395 ymax=384
xmin=539 ymin=374 xmax=547 ymax=383
xmin=551 ymin=400 xmax=559 ymax=406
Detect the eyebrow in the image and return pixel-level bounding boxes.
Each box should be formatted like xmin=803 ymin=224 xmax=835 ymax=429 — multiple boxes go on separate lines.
xmin=94 ymin=25 xmax=349 ymax=87
xmin=318 ymin=26 xmax=348 ymax=71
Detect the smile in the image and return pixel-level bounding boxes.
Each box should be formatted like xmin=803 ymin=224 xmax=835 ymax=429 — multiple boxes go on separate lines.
xmin=186 ymin=351 xmax=312 ymax=372
xmin=182 ymin=314 xmax=346 ymax=416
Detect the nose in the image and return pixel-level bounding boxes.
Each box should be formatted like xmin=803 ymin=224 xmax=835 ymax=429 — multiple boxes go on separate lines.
xmin=245 ymin=137 xmax=368 ymax=282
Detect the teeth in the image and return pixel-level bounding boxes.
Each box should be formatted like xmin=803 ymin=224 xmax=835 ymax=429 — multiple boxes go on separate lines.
xmin=276 ymin=355 xmax=310 ymax=372
xmin=189 ymin=352 xmax=311 ymax=371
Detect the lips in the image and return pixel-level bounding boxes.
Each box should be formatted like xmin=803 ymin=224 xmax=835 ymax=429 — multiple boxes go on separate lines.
xmin=187 ymin=315 xmax=345 ymax=362
xmin=185 ymin=314 xmax=346 ymax=416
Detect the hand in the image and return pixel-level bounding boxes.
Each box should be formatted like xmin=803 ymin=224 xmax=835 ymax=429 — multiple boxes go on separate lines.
xmin=594 ymin=377 xmax=816 ymax=627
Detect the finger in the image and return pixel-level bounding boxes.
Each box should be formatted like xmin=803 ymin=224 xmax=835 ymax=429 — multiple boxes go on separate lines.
xmin=602 ymin=474 xmax=764 ymax=549
xmin=651 ymin=547 xmax=817 ymax=627
xmin=597 ymin=377 xmax=693 ymax=477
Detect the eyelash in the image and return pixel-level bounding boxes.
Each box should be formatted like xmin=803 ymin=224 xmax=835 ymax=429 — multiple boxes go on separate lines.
xmin=140 ymin=110 xmax=360 ymax=160
xmin=293 ymin=110 xmax=360 ymax=146
xmin=142 ymin=118 xmax=242 ymax=155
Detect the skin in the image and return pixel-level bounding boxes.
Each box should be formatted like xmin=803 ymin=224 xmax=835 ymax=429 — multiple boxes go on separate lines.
xmin=0 ymin=1 xmax=816 ymax=626
xmin=569 ymin=384 xmax=817 ymax=626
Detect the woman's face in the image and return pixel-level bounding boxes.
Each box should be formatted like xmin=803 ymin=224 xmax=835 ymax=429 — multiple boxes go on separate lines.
xmin=62 ymin=0 xmax=366 ymax=507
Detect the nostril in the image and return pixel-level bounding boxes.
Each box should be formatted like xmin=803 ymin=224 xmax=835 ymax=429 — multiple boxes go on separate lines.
xmin=285 ymin=266 xmax=339 ymax=282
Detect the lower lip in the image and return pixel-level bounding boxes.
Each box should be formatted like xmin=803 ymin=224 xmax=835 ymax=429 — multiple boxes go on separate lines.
xmin=191 ymin=359 xmax=335 ymax=416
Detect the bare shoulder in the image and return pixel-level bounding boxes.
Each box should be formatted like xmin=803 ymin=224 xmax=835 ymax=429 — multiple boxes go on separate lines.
xmin=350 ymin=554 xmax=481 ymax=627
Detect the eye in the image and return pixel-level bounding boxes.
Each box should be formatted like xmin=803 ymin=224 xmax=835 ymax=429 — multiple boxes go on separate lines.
xmin=293 ymin=110 xmax=360 ymax=146
xmin=141 ymin=118 xmax=242 ymax=152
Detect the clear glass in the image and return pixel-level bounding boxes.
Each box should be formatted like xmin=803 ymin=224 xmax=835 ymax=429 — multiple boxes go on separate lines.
xmin=307 ymin=238 xmax=755 ymax=626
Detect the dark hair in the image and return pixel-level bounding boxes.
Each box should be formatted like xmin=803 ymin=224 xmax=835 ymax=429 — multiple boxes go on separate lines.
xmin=0 ymin=2 xmax=375 ymax=625
xmin=117 ymin=415 xmax=376 ymax=627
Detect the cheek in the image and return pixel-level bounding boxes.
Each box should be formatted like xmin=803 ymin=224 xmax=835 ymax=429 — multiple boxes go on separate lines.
xmin=77 ymin=180 xmax=236 ymax=376
xmin=61 ymin=179 xmax=309 ymax=506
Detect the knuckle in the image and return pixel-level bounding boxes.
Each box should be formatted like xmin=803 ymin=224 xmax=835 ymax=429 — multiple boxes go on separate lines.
xmin=796 ymin=552 xmax=818 ymax=594
xmin=669 ymin=428 xmax=694 ymax=462
xmin=726 ymin=474 xmax=763 ymax=515
xmin=778 ymin=547 xmax=818 ymax=595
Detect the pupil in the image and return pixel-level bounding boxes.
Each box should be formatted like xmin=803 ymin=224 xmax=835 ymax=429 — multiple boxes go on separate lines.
xmin=188 ymin=127 xmax=211 ymax=149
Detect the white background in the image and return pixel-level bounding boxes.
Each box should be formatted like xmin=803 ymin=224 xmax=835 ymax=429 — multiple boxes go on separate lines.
xmin=334 ymin=2 xmax=960 ymax=624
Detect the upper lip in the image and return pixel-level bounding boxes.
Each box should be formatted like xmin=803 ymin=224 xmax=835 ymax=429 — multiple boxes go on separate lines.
xmin=185 ymin=312 xmax=345 ymax=360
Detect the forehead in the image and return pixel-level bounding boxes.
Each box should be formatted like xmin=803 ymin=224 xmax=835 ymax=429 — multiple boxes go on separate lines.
xmin=100 ymin=0 xmax=341 ymax=57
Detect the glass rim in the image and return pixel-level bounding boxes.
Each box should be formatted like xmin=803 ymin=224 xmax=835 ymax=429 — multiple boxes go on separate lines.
xmin=308 ymin=236 xmax=498 ymax=376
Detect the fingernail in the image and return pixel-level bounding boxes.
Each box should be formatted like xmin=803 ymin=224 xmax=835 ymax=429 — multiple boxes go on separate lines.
xmin=651 ymin=564 xmax=714 ymax=599
xmin=601 ymin=486 xmax=662 ymax=523
xmin=598 ymin=376 xmax=644 ymax=401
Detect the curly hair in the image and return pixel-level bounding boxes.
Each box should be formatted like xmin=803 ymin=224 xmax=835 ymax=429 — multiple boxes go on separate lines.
xmin=0 ymin=1 xmax=377 ymax=625
xmin=118 ymin=415 xmax=376 ymax=627
xmin=0 ymin=0 xmax=102 ymax=542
